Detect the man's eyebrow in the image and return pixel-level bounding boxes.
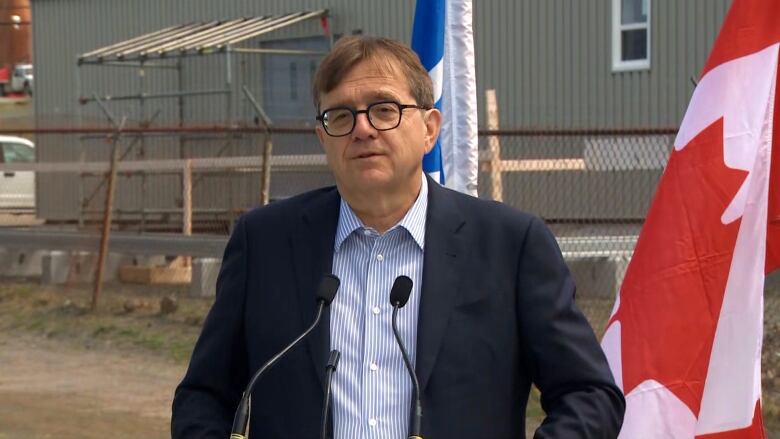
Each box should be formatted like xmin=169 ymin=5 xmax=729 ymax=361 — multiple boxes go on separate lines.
xmin=371 ymin=91 xmax=401 ymax=101
xmin=325 ymin=90 xmax=403 ymax=109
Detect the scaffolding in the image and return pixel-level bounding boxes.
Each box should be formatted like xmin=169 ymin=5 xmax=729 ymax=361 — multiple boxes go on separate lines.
xmin=74 ymin=10 xmax=331 ymax=232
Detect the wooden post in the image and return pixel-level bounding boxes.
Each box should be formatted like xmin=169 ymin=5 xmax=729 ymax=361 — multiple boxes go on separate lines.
xmin=240 ymin=85 xmax=274 ymax=206
xmin=92 ymin=121 xmax=124 ymax=310
xmin=182 ymin=159 xmax=193 ymax=267
xmin=260 ymin=133 xmax=273 ymax=205
xmin=485 ymin=89 xmax=503 ymax=202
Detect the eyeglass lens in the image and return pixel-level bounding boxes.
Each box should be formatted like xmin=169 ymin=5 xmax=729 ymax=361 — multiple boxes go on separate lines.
xmin=323 ymin=102 xmax=402 ymax=136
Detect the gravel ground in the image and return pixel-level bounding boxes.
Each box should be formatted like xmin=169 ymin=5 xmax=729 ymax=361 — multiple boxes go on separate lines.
xmin=0 ymin=333 xmax=182 ymax=439
xmin=1 ymin=280 xmax=779 ymax=437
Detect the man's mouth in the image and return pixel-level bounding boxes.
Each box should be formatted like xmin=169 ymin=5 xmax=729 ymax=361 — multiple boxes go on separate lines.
xmin=355 ymin=152 xmax=382 ymax=159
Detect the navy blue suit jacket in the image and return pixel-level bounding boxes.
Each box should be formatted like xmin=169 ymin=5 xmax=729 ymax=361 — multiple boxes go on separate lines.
xmin=172 ymin=177 xmax=625 ymax=438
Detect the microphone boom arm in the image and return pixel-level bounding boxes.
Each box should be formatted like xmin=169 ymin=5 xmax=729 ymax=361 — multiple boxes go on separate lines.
xmin=230 ymin=300 xmax=328 ymax=439
xmin=392 ymin=305 xmax=423 ymax=439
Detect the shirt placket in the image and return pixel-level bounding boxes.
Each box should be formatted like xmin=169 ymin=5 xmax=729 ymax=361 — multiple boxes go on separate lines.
xmin=362 ymin=229 xmax=388 ymax=438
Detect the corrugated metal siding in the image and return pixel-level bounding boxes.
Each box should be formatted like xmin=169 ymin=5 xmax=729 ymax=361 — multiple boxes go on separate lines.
xmin=31 ymin=0 xmax=733 ymax=129
xmin=31 ymin=0 xmax=415 ymax=220
xmin=31 ymin=0 xmax=730 ymax=221
xmin=474 ymin=0 xmax=730 ymax=129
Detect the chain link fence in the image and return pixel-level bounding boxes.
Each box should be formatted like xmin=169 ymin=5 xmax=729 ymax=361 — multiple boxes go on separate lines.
xmin=2 ymin=116 xmax=780 ymax=431
xmin=3 ymin=124 xmax=673 ymax=224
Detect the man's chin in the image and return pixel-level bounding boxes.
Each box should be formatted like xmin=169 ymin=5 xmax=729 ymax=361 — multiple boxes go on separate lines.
xmin=343 ymin=172 xmax=396 ymax=193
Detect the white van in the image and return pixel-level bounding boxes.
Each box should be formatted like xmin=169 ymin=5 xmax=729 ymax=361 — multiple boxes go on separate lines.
xmin=0 ymin=135 xmax=35 ymax=209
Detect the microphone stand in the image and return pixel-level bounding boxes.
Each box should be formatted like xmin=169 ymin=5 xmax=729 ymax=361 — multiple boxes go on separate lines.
xmin=229 ymin=273 xmax=340 ymax=439
xmin=320 ymin=350 xmax=341 ymax=439
xmin=392 ymin=304 xmax=423 ymax=439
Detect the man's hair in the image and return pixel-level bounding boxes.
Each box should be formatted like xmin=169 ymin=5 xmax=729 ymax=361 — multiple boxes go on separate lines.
xmin=312 ymin=36 xmax=434 ymax=111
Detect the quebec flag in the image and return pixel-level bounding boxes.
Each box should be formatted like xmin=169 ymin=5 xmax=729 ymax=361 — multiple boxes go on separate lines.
xmin=412 ymin=0 xmax=479 ymax=195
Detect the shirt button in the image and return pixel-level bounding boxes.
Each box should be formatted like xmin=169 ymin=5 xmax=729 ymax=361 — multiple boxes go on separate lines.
xmin=376 ymin=254 xmax=384 ymax=261
xmin=368 ymin=418 xmax=377 ymax=427
xmin=363 ymin=229 xmax=371 ymax=236
xmin=370 ymin=362 xmax=379 ymax=371
xmin=372 ymin=306 xmax=381 ymax=315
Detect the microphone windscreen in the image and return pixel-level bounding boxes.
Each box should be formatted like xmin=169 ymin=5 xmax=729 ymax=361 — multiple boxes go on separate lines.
xmin=389 ymin=275 xmax=413 ymax=308
xmin=317 ymin=274 xmax=340 ymax=305
xmin=327 ymin=349 xmax=341 ymax=368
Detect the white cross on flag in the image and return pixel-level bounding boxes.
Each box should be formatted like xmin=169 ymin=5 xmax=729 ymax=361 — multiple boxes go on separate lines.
xmin=601 ymin=0 xmax=780 ymax=437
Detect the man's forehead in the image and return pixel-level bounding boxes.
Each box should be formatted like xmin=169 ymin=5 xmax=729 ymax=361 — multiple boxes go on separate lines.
xmin=352 ymin=55 xmax=401 ymax=77
xmin=320 ymin=57 xmax=411 ymax=104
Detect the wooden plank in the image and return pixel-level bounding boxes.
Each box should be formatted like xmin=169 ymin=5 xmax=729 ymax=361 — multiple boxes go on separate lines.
xmin=260 ymin=135 xmax=273 ymax=205
xmin=0 ymin=154 xmax=330 ymax=174
xmin=119 ymin=265 xmax=192 ymax=284
xmin=479 ymin=158 xmax=586 ymax=172
xmin=182 ymin=159 xmax=193 ymax=235
xmin=182 ymin=159 xmax=192 ymax=268
xmin=485 ymin=89 xmax=503 ymax=201
xmin=2 ymin=154 xmax=585 ymax=175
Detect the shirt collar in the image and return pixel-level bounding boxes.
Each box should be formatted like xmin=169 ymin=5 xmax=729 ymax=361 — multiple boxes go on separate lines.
xmin=334 ymin=175 xmax=428 ymax=251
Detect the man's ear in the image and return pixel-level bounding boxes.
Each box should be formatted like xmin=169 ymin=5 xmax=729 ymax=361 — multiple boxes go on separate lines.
xmin=315 ymin=125 xmax=326 ymax=146
xmin=423 ymin=109 xmax=442 ymax=154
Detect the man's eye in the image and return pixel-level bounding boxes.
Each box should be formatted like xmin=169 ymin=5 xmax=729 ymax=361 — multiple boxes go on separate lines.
xmin=328 ymin=111 xmax=350 ymax=123
xmin=372 ymin=104 xmax=399 ymax=118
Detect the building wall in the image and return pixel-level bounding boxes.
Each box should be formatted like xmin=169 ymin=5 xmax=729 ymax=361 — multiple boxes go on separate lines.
xmin=29 ymin=0 xmax=731 ymax=221
xmin=474 ymin=0 xmax=731 ymax=128
xmin=32 ymin=0 xmax=732 ymax=128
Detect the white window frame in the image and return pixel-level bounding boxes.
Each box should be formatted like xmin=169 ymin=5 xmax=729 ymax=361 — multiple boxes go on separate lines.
xmin=612 ymin=0 xmax=651 ymax=72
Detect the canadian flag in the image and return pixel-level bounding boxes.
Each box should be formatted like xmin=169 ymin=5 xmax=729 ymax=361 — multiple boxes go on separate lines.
xmin=601 ymin=0 xmax=780 ymax=437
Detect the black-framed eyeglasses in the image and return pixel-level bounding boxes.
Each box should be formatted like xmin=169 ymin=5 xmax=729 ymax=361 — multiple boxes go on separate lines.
xmin=316 ymin=100 xmax=429 ymax=137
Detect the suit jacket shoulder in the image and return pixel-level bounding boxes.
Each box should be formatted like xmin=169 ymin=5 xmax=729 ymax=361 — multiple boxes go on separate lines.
xmin=428 ymin=179 xmax=548 ymax=249
xmin=240 ymin=185 xmax=340 ymax=234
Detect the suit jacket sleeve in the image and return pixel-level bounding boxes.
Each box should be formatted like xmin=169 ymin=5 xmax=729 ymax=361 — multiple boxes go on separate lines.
xmin=171 ymin=215 xmax=250 ymax=438
xmin=517 ymin=216 xmax=625 ymax=438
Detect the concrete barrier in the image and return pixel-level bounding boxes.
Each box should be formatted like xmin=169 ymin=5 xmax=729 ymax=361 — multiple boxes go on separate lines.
xmin=190 ymin=258 xmax=221 ymax=298
xmin=0 ymin=248 xmax=45 ymax=277
xmin=40 ymin=251 xmax=139 ymax=284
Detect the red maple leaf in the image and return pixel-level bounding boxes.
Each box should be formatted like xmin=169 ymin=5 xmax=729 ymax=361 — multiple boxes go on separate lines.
xmin=610 ymin=117 xmax=748 ymax=417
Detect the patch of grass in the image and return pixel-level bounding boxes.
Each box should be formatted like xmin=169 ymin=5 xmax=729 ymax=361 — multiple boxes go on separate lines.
xmin=0 ymin=282 xmax=36 ymax=302
xmin=136 ymin=333 xmax=165 ymax=350
xmin=92 ymin=324 xmax=117 ymax=336
xmin=169 ymin=339 xmax=196 ymax=363
xmin=0 ymin=281 xmax=207 ymax=364
xmin=21 ymin=314 xmax=47 ymax=332
xmin=117 ymin=327 xmax=138 ymax=338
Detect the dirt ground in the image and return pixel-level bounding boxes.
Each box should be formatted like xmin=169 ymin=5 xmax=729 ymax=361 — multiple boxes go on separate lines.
xmin=0 ymin=281 xmax=206 ymax=439
xmin=0 ymin=333 xmax=181 ymax=439
xmin=1 ymin=280 xmax=779 ymax=438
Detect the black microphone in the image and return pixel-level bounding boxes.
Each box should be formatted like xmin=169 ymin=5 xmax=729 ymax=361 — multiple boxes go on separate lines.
xmin=389 ymin=275 xmax=423 ymax=439
xmin=229 ymin=274 xmax=340 ymax=439
xmin=320 ymin=349 xmax=341 ymax=439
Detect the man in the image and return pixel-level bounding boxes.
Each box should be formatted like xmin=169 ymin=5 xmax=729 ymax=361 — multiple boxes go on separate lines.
xmin=172 ymin=36 xmax=624 ymax=439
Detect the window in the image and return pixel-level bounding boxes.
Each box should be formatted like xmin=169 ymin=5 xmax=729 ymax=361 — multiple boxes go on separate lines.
xmin=612 ymin=0 xmax=650 ymax=71
xmin=2 ymin=143 xmax=35 ymax=163
xmin=261 ymin=36 xmax=329 ymax=123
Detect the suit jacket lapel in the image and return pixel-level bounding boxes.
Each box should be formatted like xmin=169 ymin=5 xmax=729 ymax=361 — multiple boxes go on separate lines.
xmin=416 ymin=178 xmax=469 ymax=392
xmin=291 ymin=188 xmax=340 ymax=391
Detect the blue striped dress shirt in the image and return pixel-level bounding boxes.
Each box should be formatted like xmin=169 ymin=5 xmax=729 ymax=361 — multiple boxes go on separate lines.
xmin=330 ymin=176 xmax=428 ymax=439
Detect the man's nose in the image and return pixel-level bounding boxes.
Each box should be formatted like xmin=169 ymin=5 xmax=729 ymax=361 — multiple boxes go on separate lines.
xmin=351 ymin=112 xmax=378 ymax=140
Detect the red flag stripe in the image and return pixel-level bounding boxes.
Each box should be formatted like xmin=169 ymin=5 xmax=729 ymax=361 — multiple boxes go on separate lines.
xmin=701 ymin=0 xmax=780 ymax=78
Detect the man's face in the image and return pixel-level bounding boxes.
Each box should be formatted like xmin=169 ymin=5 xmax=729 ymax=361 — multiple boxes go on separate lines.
xmin=316 ymin=58 xmax=440 ymax=197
